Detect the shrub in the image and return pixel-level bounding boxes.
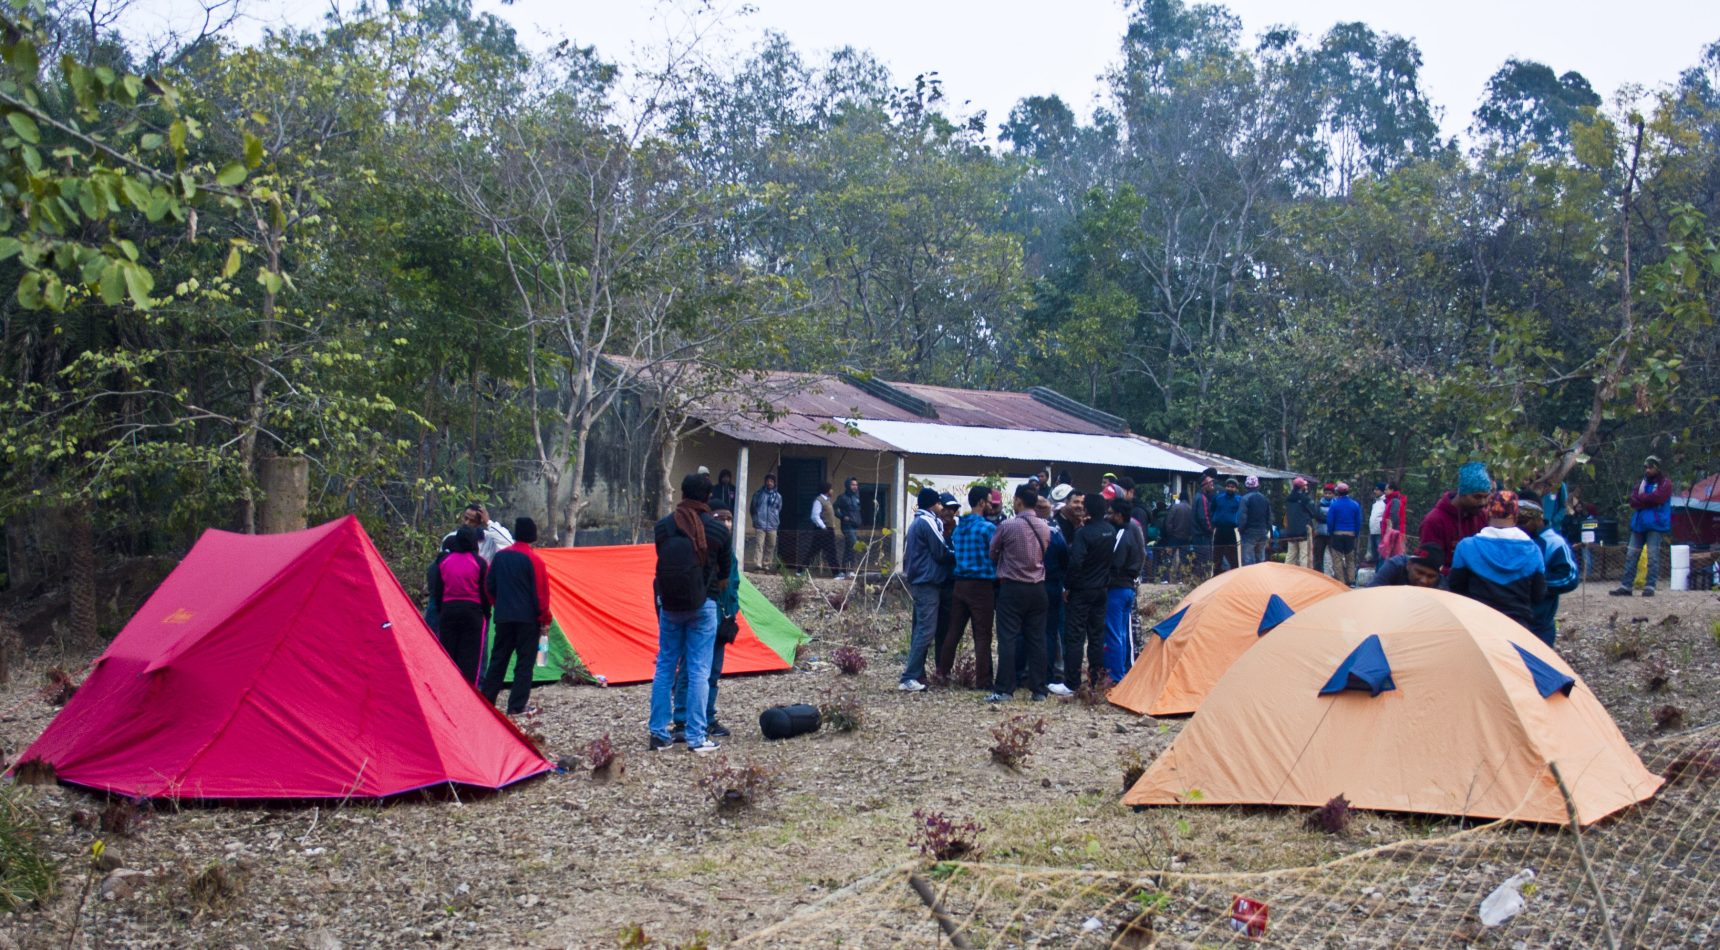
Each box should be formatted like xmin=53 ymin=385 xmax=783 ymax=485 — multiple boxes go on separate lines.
xmin=42 ymin=669 xmax=78 ymax=706
xmin=1664 ymin=739 xmax=1720 ymax=784
xmin=1075 ymin=674 xmax=1116 ymax=707
xmin=780 ymin=570 xmax=809 ymax=612
xmin=824 ymin=588 xmax=851 ymax=612
xmin=1307 ymin=794 xmax=1353 ymax=835
xmin=1653 ymin=705 xmax=1686 ymax=731
xmin=830 ymin=645 xmax=867 ymax=676
xmin=1641 ymin=659 xmax=1671 ymax=692
xmin=98 ymin=799 xmax=145 ymax=837
xmin=909 ymin=809 xmax=983 ymax=861
xmin=1604 ymin=630 xmax=1645 ymax=662
xmin=990 ymin=715 xmax=1047 ymax=769
xmin=586 ymin=734 xmax=624 ymax=780
xmin=0 ymin=789 xmax=57 ymax=911
xmin=947 ymin=651 xmax=979 ymax=689
xmin=698 ymin=759 xmax=778 ymax=810
xmin=185 ymin=862 xmax=245 ymax=916
xmin=819 ymin=691 xmax=864 ymax=733
xmin=1120 ymin=748 xmax=1146 ymax=793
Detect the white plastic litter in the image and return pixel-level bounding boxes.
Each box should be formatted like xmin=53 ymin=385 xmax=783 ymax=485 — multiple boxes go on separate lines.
xmin=1479 ymin=868 xmax=1535 ymax=927
xmin=1081 ymin=917 xmax=1104 ymax=933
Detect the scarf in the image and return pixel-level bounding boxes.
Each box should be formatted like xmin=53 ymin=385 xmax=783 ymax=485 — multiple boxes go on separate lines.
xmin=674 ymin=498 xmax=712 ymax=565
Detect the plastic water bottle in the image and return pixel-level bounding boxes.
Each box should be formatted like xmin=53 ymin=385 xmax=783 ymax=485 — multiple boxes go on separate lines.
xmin=1478 ymin=869 xmax=1535 ymax=926
xmin=535 ymin=635 xmax=549 ymax=668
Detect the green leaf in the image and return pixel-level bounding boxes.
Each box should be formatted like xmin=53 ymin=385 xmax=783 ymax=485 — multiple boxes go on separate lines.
xmin=122 ymin=262 xmax=154 ymax=308
xmin=169 ymin=120 xmax=187 ymax=153
xmin=257 ymin=268 xmax=283 ymax=295
xmin=0 ymin=238 xmax=20 ymax=262
xmin=140 ymin=132 xmax=163 ymax=151
xmin=216 ymin=161 xmax=248 ymax=187
xmin=99 ymin=263 xmax=126 ymax=305
xmin=222 ymin=246 xmax=242 ymax=279
xmin=6 ymin=38 xmax=39 ymax=78
xmin=17 ymin=272 xmax=43 ymax=309
xmin=120 ymin=176 xmax=151 ymax=210
xmin=6 ymin=111 xmax=40 ymax=144
xmin=244 ymin=132 xmax=263 ymax=169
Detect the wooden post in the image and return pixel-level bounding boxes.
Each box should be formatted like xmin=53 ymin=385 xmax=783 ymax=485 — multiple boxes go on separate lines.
xmin=734 ymin=443 xmax=750 ymax=569
xmin=892 ymin=454 xmax=907 ymax=573
xmin=259 ymin=456 xmax=309 ymax=534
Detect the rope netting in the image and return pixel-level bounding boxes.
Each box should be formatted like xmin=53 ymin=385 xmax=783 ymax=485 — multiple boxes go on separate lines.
xmin=738 ymin=723 xmax=1720 ymax=948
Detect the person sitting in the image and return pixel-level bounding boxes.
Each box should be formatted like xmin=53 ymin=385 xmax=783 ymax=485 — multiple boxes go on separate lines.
xmin=1449 ymin=491 xmax=1546 ymax=632
xmin=1369 ymin=542 xmax=1445 ymax=589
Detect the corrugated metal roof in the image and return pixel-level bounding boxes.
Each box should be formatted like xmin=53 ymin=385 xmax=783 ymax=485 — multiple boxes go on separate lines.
xmin=844 ymin=419 xmax=1209 ymax=473
xmin=887 ymin=381 xmax=1116 ymax=434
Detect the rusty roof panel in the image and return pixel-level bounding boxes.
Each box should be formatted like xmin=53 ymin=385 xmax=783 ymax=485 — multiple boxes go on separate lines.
xmin=886 ymin=381 xmax=1116 ymax=434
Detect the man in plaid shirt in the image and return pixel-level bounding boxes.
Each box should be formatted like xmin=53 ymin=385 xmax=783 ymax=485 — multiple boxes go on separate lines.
xmin=936 ymin=485 xmax=998 ymax=687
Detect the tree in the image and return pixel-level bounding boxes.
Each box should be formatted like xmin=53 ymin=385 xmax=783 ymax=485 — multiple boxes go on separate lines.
xmin=1473 ymin=58 xmax=1601 ymax=158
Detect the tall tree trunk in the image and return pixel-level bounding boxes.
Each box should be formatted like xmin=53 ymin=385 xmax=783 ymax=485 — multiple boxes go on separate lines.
xmin=658 ymin=429 xmax=681 ymax=519
xmin=66 ymin=502 xmax=98 ymax=648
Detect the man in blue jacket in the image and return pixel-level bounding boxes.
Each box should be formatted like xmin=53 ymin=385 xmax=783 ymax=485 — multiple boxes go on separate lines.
xmin=1212 ymin=478 xmax=1242 ymax=572
xmin=1612 ymin=455 xmax=1673 ymax=598
xmin=899 ymin=488 xmax=953 ymax=691
xmin=1325 ymin=482 xmax=1363 ymax=585
xmin=1519 ymin=496 xmax=1579 ymax=646
xmin=1451 ymin=491 xmax=1546 ymax=631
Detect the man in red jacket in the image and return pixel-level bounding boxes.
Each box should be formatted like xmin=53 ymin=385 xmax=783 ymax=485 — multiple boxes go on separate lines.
xmin=1417 ymin=461 xmax=1492 ymax=574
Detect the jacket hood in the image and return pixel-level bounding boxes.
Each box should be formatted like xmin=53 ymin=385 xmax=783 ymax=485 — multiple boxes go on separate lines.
xmin=1454 ymin=528 xmax=1543 ymax=584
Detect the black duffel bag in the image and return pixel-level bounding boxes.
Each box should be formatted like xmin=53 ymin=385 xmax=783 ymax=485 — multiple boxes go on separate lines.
xmin=759 ymin=703 xmax=821 ymax=740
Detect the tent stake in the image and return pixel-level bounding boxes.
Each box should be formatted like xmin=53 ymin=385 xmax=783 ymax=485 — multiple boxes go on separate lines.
xmin=908 ymin=872 xmax=972 ymax=949
xmin=1548 ymin=761 xmax=1620 ymax=950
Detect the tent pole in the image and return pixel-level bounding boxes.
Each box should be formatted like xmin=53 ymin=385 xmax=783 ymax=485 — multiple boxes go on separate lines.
xmin=892 ymin=453 xmax=907 ymax=574
xmin=735 ymin=443 xmax=750 ymax=569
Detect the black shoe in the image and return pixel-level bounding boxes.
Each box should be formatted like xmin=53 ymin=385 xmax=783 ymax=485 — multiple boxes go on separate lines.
xmin=1030 ymin=693 xmax=1048 ymax=703
xmin=670 ymin=722 xmax=686 ymax=744
xmin=1642 ymin=588 xmax=1655 ymax=598
xmin=648 ymin=735 xmax=673 ymax=751
xmin=708 ymin=721 xmax=731 ymax=738
xmin=1608 ymin=588 xmax=1632 ymax=597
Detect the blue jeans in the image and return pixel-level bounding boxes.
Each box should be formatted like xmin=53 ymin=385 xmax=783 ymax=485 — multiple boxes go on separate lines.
xmin=651 ymin=600 xmax=717 ymax=744
xmin=1043 ymin=581 xmax=1065 ymax=683
xmin=1241 ymin=532 xmax=1269 ymax=566
xmin=1104 ymin=587 xmax=1136 ymax=683
xmin=901 ymin=583 xmax=942 ymax=683
xmin=1618 ymin=530 xmax=1665 ymax=591
xmin=842 ymin=525 xmax=859 ymax=569
xmin=673 ymin=631 xmax=727 ymax=726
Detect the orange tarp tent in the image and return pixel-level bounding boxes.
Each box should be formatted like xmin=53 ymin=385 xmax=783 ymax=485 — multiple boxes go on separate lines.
xmin=1124 ymin=588 xmax=1663 ymax=825
xmin=537 ymin=546 xmax=791 ymax=686
xmin=1109 ymin=562 xmax=1347 ymax=716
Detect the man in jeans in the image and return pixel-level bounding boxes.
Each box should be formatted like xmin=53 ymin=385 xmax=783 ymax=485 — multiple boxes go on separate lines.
xmin=835 ymin=477 xmax=864 ymax=574
xmin=898 ymin=488 xmax=952 ymax=691
xmin=1612 ymin=455 xmax=1674 ymax=598
xmin=648 ymin=473 xmax=732 ymax=753
xmin=749 ymin=473 xmax=782 ymax=571
xmin=988 ymin=485 xmax=1051 ymax=703
xmin=936 ymin=485 xmax=997 ymax=687
xmin=481 ymin=517 xmax=551 ymax=718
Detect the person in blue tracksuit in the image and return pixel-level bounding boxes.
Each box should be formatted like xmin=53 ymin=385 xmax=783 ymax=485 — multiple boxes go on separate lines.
xmin=1324 ymin=483 xmax=1364 ymax=585
xmin=1105 ymin=497 xmax=1145 ymax=683
xmin=1519 ymin=496 xmax=1579 ymax=647
xmin=1450 ymin=491 xmax=1546 ymax=632
xmin=1611 ymin=455 xmax=1674 ymax=597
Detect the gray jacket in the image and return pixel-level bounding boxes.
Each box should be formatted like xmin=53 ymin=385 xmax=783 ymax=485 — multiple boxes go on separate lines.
xmin=751 ymin=486 xmax=782 ymax=531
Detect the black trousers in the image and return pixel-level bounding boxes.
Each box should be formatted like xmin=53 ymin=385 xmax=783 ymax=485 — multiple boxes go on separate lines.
xmin=806 ymin=530 xmax=841 ymax=574
xmin=1062 ymin=587 xmax=1107 ymax=688
xmin=993 ymin=580 xmax=1047 ymax=696
xmin=437 ymin=600 xmax=486 ymax=685
xmin=935 ymin=581 xmax=953 ymax=660
xmin=481 ymin=620 xmax=539 ymax=715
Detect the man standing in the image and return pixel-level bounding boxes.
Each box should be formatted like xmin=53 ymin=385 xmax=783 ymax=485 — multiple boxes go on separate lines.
xmin=806 ymin=481 xmax=843 ymax=578
xmin=1285 ymin=478 xmax=1320 ymax=569
xmin=1450 ymin=491 xmax=1546 ymax=632
xmin=835 ymin=477 xmax=864 ymax=575
xmin=936 ymin=491 xmax=960 ymax=659
xmin=1326 ymin=483 xmax=1363 ymax=585
xmin=1378 ymin=481 xmax=1409 ymax=561
xmin=1370 ymin=542 xmax=1446 ymax=589
xmin=1612 ymin=455 xmax=1674 ymax=597
xmin=899 ymin=488 xmax=952 ymax=692
xmin=1035 ymin=496 xmax=1068 ymax=691
xmin=1163 ymin=492 xmax=1195 ymax=581
xmin=710 ymin=469 xmax=738 ymax=514
xmin=1418 ymin=461 xmax=1492 ymax=574
xmin=648 ymin=473 xmax=732 ymax=753
xmin=1193 ymin=476 xmax=1217 ymax=576
xmin=1366 ymin=483 xmax=1387 ymax=566
xmin=1212 ymin=478 xmax=1242 ymax=572
xmin=673 ymin=508 xmax=740 ymax=740
xmin=749 ymin=473 xmax=782 ymax=571
xmin=936 ymin=486 xmax=998 ymax=687
xmin=1236 ymin=476 xmax=1272 ymax=566
xmin=445 ymin=503 xmax=514 ymax=564
xmin=481 ymin=517 xmax=551 ymax=719
xmin=988 ymin=485 xmax=1051 ymax=703
xmin=1520 ymin=497 xmax=1579 ymax=645
xmin=1052 ymin=493 xmax=1113 ymax=694
xmin=1313 ymin=483 xmax=1335 ymax=574
xmin=1105 ymin=497 xmax=1146 ymax=684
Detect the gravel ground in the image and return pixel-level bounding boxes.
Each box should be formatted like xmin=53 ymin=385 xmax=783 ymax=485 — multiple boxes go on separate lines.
xmin=0 ymin=577 xmax=1715 ymax=948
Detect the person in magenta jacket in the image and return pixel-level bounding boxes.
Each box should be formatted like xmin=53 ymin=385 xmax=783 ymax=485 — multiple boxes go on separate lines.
xmin=1417 ymin=461 xmax=1492 ymax=574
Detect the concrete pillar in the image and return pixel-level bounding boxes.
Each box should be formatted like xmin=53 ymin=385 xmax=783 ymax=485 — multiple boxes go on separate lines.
xmin=734 ymin=443 xmax=750 ymax=568
xmin=892 ymin=454 xmax=907 ymax=573
xmin=259 ymin=456 xmax=310 ymax=534
xmin=1173 ymin=474 xmax=1184 ymax=499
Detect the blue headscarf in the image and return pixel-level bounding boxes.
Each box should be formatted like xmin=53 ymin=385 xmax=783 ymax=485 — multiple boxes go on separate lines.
xmin=1457 ymin=461 xmax=1492 ymax=495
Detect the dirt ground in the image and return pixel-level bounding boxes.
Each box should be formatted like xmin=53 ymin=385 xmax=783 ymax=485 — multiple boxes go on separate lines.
xmin=0 ymin=577 xmax=1716 ymax=949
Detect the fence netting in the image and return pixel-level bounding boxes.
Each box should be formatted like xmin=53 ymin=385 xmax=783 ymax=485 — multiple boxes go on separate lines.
xmin=738 ymin=723 xmax=1720 ymax=948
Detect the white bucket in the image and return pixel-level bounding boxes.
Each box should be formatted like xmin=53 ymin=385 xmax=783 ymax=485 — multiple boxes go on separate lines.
xmin=1671 ymin=567 xmax=1690 ymax=591
xmin=1670 ymin=545 xmax=1691 ymax=570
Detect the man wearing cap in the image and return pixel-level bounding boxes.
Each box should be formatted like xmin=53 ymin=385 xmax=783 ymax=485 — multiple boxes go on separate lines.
xmin=937 ymin=486 xmax=998 ymax=687
xmin=1285 ymin=478 xmax=1320 ymax=569
xmin=1519 ymin=494 xmax=1579 ymax=645
xmin=1236 ymin=475 xmax=1272 ymax=566
xmin=899 ymin=488 xmax=953 ymax=691
xmin=1450 ymin=491 xmax=1546 ymax=631
xmin=1612 ymin=455 xmax=1674 ymax=597
xmin=1417 ymin=461 xmax=1492 ymax=574
xmin=1325 ymin=482 xmax=1363 ymax=585
xmin=1369 ymin=543 xmax=1446 ymax=589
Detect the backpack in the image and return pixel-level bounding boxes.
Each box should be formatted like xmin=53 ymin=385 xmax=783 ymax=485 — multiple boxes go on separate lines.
xmin=655 ymin=523 xmax=708 ymax=612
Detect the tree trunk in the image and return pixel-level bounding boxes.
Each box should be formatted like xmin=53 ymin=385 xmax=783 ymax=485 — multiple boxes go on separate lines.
xmin=66 ymin=502 xmax=98 ymax=648
xmin=658 ymin=429 xmax=681 ymax=519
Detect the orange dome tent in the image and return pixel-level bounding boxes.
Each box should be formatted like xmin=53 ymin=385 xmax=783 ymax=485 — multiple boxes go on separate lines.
xmin=1109 ymin=562 xmax=1347 ymax=716
xmin=1123 ymin=588 xmax=1662 ymax=825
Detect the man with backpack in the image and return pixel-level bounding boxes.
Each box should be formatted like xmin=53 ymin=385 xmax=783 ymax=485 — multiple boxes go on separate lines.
xmin=649 ymin=472 xmax=733 ymax=753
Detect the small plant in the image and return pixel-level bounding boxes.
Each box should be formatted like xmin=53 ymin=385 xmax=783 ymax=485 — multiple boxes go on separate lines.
xmin=185 ymin=862 xmax=245 ymax=916
xmin=42 ymin=668 xmax=79 ymax=706
xmin=1709 ymin=619 xmax=1720 ymax=648
xmin=586 ymin=734 xmax=624 ymax=781
xmin=819 ymin=690 xmax=864 ymax=733
xmin=1664 ymin=739 xmax=1720 ymax=784
xmin=1604 ymin=630 xmax=1645 ymax=662
xmin=98 ymin=799 xmax=145 ymax=836
xmin=697 ymin=759 xmax=778 ymax=810
xmin=780 ymin=570 xmax=809 ymax=612
xmin=830 ymin=645 xmax=867 ymax=676
xmin=1653 ymin=705 xmax=1686 ymax=731
xmin=617 ymin=923 xmax=650 ymax=948
xmin=948 ymin=652 xmax=979 ymax=689
xmin=824 ymin=588 xmax=851 ymax=612
xmin=1120 ymin=748 xmax=1146 ymax=792
xmin=990 ymin=715 xmax=1048 ymax=769
xmin=1641 ymin=658 xmax=1671 ymax=692
xmin=910 ymin=809 xmax=983 ymax=861
xmin=1307 ymin=793 xmax=1353 ymax=834
xmin=1075 ymin=674 xmax=1116 ymax=707
xmin=0 ymin=789 xmax=58 ymax=911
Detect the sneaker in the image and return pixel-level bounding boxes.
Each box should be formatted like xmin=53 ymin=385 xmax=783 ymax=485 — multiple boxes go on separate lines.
xmin=1609 ymin=588 xmax=1633 ymax=597
xmin=688 ymin=739 xmax=720 ymax=754
xmin=1046 ymin=683 xmax=1075 ymax=697
xmin=898 ymin=679 xmax=928 ymax=692
xmin=708 ymin=721 xmax=731 ymax=738
xmin=670 ymin=724 xmax=686 ymax=744
xmin=985 ymin=692 xmax=1011 ymax=703
xmin=1030 ymin=693 xmax=1048 ymax=702
xmin=648 ymin=735 xmax=674 ymax=751
xmin=1642 ymin=588 xmax=1655 ymax=598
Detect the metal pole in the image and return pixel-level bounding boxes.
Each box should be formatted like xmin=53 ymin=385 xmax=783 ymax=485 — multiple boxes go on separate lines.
xmin=892 ymin=454 xmax=907 ymax=573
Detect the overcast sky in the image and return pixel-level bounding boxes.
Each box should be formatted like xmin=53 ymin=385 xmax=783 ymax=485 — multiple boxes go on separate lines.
xmin=143 ymin=0 xmax=1720 ymax=141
